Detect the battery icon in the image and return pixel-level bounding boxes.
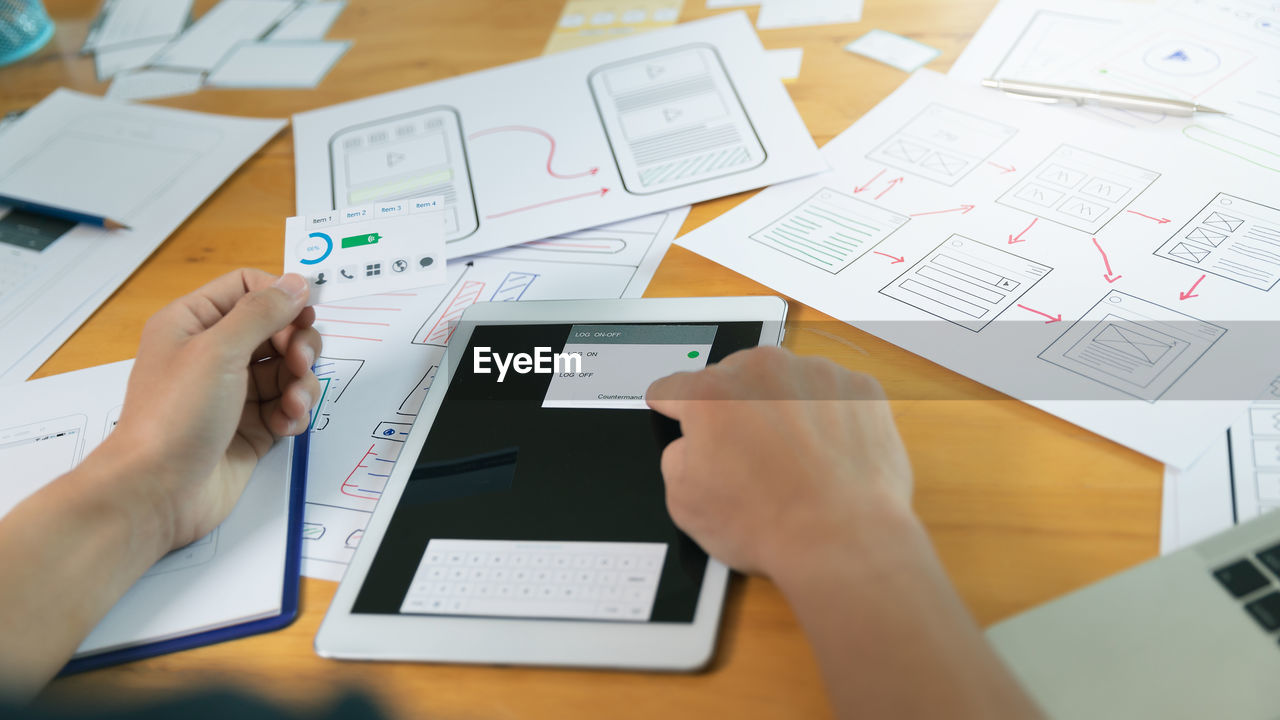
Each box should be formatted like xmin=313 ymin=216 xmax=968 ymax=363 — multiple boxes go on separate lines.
xmin=341 ymin=232 xmax=383 ymax=249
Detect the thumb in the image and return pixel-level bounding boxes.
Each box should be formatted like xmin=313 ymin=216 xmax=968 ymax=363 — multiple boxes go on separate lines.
xmin=209 ymin=274 xmax=309 ymax=359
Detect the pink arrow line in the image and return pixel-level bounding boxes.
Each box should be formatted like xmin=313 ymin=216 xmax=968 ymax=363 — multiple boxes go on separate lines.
xmin=909 ymin=203 xmax=975 ymax=217
xmin=874 ymin=177 xmax=904 ymax=200
xmin=485 ymin=187 xmax=610 ymax=219
xmin=854 ymin=169 xmax=886 ymax=194
xmin=468 ymin=125 xmax=599 ymax=179
xmin=1180 ymin=274 xmax=1206 ymax=300
xmin=1016 ymin=304 xmax=1062 ymax=323
xmin=1126 ymin=210 xmax=1172 ymax=224
xmin=1008 ymin=217 xmax=1037 ymax=244
xmin=1091 ymin=237 xmax=1122 ymax=283
xmin=987 ymin=161 xmax=1016 ymax=174
xmin=872 ymin=251 xmax=905 ymax=263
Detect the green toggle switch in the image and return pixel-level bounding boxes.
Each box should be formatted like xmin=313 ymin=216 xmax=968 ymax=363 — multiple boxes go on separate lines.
xmin=341 ymin=232 xmax=383 ymax=249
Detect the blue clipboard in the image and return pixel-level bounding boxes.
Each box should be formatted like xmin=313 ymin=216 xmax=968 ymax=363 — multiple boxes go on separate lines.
xmin=59 ymin=432 xmax=309 ymax=675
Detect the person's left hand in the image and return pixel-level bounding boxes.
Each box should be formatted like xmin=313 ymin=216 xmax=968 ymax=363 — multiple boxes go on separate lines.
xmin=107 ymin=269 xmax=322 ymax=550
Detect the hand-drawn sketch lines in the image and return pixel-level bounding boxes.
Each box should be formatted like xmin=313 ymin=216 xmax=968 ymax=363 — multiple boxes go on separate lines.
xmin=328 ymin=106 xmax=479 ymax=242
xmin=589 ymin=44 xmax=766 ymax=195
xmin=1097 ymin=31 xmax=1256 ymax=100
xmin=989 ymin=10 xmax=1124 ymax=83
xmin=880 ymin=234 xmax=1051 ymax=332
xmin=397 ymin=365 xmax=439 ymax=417
xmin=866 ymin=104 xmax=1016 ymax=186
xmin=414 ymin=269 xmax=486 ymax=346
xmin=1155 ymin=192 xmax=1280 ymax=291
xmin=1039 ymin=291 xmax=1226 ymax=402
xmin=998 ymin=144 xmax=1159 ymax=233
xmin=750 ymin=187 xmax=909 ymax=273
xmin=309 ymin=356 xmax=365 ymax=431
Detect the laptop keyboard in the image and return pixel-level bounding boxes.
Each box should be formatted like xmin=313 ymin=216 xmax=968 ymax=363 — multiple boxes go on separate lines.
xmin=1212 ymin=542 xmax=1280 ymax=638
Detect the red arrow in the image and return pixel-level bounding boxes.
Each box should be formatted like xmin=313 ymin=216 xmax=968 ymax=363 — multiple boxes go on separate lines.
xmin=874 ymin=177 xmax=904 ymax=200
xmin=468 ymin=125 xmax=599 ymax=179
xmin=987 ymin=161 xmax=1016 ymax=174
xmin=1017 ymin=304 xmax=1062 ymax=323
xmin=1126 ymin=210 xmax=1172 ymax=224
xmin=1180 ymin=274 xmax=1206 ymax=300
xmin=485 ymin=187 xmax=610 ymax=219
xmin=1008 ymin=217 xmax=1037 ymax=244
xmin=1091 ymin=236 xmax=1122 ymax=283
xmin=872 ymin=251 xmax=905 ymax=264
xmin=909 ymin=203 xmax=975 ymax=217
xmin=853 ymin=169 xmax=885 ymax=194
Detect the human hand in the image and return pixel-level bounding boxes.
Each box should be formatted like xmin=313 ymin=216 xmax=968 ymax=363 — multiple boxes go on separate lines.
xmin=645 ymin=346 xmax=912 ymax=578
xmin=107 ymin=269 xmax=322 ymax=551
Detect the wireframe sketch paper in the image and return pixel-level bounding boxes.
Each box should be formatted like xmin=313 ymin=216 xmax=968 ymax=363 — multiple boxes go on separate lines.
xmin=1162 ymin=379 xmax=1280 ymax=553
xmin=544 ymin=0 xmax=684 ymax=54
xmin=0 ymin=90 xmax=284 ymax=385
xmin=755 ymin=0 xmax=863 ymax=30
xmin=106 ymin=69 xmax=203 ymax=101
xmin=268 ymin=1 xmax=347 ymax=41
xmin=150 ymin=0 xmax=296 ymax=72
xmin=0 ymin=361 xmax=294 ymax=657
xmin=298 ymin=207 xmax=688 ymax=580
xmin=82 ymin=0 xmax=193 ymax=52
xmin=951 ymin=0 xmax=1280 ymax=173
xmin=206 ymin=41 xmax=351 ymax=89
xmin=846 ymin=29 xmax=940 ymax=73
xmin=94 ymin=38 xmax=168 ymax=81
xmin=677 ymin=70 xmax=1280 ymax=468
xmin=292 ymin=12 xmax=823 ymax=258
xmin=284 ymin=197 xmax=447 ymax=304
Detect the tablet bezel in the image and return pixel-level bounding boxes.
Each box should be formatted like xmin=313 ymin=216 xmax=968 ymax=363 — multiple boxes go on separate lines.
xmin=315 ymin=296 xmax=787 ymax=671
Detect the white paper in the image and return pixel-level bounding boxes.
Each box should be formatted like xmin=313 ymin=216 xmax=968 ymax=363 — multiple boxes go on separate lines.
xmin=206 ymin=40 xmax=349 ymax=88
xmin=0 ymin=361 xmax=293 ymax=656
xmin=292 ymin=13 xmax=822 ymax=259
xmin=106 ymin=69 xmax=203 ymax=101
xmin=267 ymin=0 xmax=346 ymax=40
xmin=299 ymin=207 xmax=688 ymax=579
xmin=1161 ymin=382 xmax=1280 ymax=552
xmin=707 ymin=0 xmax=759 ymax=7
xmin=83 ymin=0 xmax=193 ymax=52
xmin=0 ymin=90 xmax=284 ymax=384
xmin=766 ymin=47 xmax=803 ymax=80
xmin=677 ymin=70 xmax=1280 ymax=469
xmin=756 ymin=0 xmax=862 ymax=30
xmin=93 ymin=38 xmax=168 ymax=81
xmin=284 ymin=197 xmax=447 ymax=304
xmin=151 ymin=0 xmax=297 ymax=71
xmin=846 ymin=29 xmax=940 ymax=73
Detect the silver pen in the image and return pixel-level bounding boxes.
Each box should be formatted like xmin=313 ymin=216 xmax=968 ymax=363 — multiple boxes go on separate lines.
xmin=982 ymin=78 xmax=1226 ymax=117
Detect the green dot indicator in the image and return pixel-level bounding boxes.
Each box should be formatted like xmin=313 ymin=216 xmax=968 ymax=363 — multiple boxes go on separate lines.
xmin=687 ymin=350 xmax=700 ymax=359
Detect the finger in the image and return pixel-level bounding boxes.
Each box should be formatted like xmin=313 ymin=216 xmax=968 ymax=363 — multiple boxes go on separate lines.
xmin=645 ymin=371 xmax=704 ymax=419
xmin=658 ymin=436 xmax=687 ymax=484
xmin=207 ymin=274 xmax=310 ymax=361
xmin=284 ymin=326 xmax=322 ymax=378
xmin=263 ymin=376 xmax=321 ymax=437
xmin=175 ymin=269 xmax=281 ymax=332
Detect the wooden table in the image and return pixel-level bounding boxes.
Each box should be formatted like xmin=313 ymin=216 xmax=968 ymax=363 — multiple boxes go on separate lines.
xmin=9 ymin=0 xmax=1161 ymax=716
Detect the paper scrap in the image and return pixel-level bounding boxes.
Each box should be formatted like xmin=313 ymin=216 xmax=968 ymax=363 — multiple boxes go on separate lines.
xmin=82 ymin=0 xmax=192 ymax=52
xmin=93 ymin=38 xmax=168 ymax=81
xmin=766 ymin=47 xmax=803 ymax=80
xmin=544 ymin=0 xmax=684 ymax=54
xmin=845 ymin=29 xmax=940 ymax=72
xmin=285 ymin=197 xmax=447 ymax=305
xmin=206 ymin=41 xmax=351 ymax=88
xmin=707 ymin=0 xmax=759 ymax=7
xmin=756 ymin=0 xmax=862 ymax=30
xmin=268 ymin=0 xmax=347 ymax=40
xmin=150 ymin=0 xmax=296 ymax=71
xmin=106 ymin=69 xmax=203 ymax=101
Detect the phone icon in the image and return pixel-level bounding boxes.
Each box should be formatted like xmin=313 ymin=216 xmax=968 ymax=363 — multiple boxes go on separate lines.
xmin=339 ymin=265 xmax=357 ymax=281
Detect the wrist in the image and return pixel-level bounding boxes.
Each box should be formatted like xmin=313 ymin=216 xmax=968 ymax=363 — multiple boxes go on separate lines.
xmin=69 ymin=436 xmax=176 ymax=562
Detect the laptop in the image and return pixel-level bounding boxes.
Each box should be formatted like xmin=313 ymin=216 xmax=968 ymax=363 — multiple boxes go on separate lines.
xmin=987 ymin=510 xmax=1280 ymax=718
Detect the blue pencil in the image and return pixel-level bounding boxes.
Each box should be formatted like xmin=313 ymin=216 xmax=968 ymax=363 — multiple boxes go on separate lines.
xmin=0 ymin=195 xmax=130 ymax=230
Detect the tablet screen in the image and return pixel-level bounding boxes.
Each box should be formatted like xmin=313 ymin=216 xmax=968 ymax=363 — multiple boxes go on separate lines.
xmin=352 ymin=321 xmax=763 ymax=624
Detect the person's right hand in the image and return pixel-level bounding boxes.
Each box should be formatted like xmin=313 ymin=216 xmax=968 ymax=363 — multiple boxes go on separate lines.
xmin=645 ymin=346 xmax=912 ymax=578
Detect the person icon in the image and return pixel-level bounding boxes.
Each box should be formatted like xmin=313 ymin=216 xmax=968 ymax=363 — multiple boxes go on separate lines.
xmin=315 ymin=272 xmax=328 ymax=285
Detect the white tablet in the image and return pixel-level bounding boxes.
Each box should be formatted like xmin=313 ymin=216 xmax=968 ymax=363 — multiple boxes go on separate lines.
xmin=315 ymin=296 xmax=787 ymax=671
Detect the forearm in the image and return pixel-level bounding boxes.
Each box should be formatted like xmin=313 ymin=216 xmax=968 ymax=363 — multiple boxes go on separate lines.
xmin=0 ymin=439 xmax=171 ymax=700
xmin=773 ymin=502 xmax=1042 ymax=720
